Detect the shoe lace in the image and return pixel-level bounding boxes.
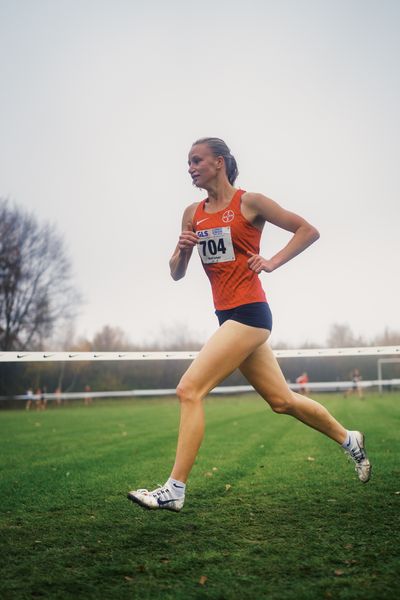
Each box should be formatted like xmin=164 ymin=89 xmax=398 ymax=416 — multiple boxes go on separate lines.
xmin=349 ymin=445 xmax=366 ymax=463
xmin=152 ymin=486 xmax=170 ymax=498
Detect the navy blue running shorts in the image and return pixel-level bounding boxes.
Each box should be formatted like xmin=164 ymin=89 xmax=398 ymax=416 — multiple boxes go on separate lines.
xmin=215 ymin=302 xmax=273 ymax=331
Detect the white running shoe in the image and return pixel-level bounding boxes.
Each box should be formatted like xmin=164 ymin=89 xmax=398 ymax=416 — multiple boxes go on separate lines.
xmin=127 ymin=484 xmax=185 ymax=512
xmin=345 ymin=431 xmax=371 ymax=483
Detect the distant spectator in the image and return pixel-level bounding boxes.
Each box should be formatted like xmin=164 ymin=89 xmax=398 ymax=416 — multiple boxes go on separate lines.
xmin=25 ymin=388 xmax=34 ymax=410
xmin=41 ymin=386 xmax=47 ymax=410
xmin=33 ymin=387 xmax=46 ymax=410
xmin=54 ymin=387 xmax=62 ymax=406
xmin=296 ymin=372 xmax=309 ymax=395
xmin=84 ymin=384 xmax=93 ymax=405
xmin=345 ymin=369 xmax=364 ymax=399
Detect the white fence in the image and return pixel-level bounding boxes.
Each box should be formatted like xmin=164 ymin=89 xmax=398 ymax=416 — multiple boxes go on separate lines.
xmin=1 ymin=345 xmax=399 ymax=362
xmin=1 ymin=345 xmax=400 ymax=401
xmin=8 ymin=378 xmax=400 ymax=402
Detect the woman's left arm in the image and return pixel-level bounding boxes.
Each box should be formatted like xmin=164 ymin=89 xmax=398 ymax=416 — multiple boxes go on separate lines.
xmin=244 ymin=193 xmax=320 ymax=274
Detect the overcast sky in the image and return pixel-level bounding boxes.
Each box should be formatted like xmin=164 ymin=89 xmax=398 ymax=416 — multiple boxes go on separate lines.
xmin=1 ymin=0 xmax=399 ymax=348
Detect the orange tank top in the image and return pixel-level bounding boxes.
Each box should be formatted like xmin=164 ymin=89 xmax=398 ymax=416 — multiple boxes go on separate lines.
xmin=193 ymin=189 xmax=267 ymax=310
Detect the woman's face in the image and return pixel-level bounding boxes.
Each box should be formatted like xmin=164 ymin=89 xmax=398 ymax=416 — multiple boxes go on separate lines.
xmin=188 ymin=143 xmax=221 ymax=188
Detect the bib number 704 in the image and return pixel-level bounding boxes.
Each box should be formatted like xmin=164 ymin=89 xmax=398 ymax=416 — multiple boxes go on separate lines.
xmin=199 ymin=238 xmax=227 ymax=257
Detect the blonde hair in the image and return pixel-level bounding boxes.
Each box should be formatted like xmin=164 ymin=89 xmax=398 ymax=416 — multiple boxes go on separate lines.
xmin=192 ymin=137 xmax=239 ymax=184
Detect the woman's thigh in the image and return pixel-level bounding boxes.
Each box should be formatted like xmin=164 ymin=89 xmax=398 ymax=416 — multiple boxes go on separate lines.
xmin=239 ymin=342 xmax=292 ymax=406
xmin=180 ymin=320 xmax=269 ymax=399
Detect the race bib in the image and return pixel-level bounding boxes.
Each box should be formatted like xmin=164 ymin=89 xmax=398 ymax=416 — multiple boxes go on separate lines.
xmin=197 ymin=226 xmax=235 ymax=264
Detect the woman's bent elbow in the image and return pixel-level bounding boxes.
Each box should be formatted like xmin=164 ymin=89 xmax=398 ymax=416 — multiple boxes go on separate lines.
xmin=170 ymin=269 xmax=185 ymax=281
xmin=311 ymin=226 xmax=320 ymax=242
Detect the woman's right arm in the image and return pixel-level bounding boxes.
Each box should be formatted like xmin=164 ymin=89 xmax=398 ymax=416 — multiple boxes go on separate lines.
xmin=169 ymin=203 xmax=198 ymax=281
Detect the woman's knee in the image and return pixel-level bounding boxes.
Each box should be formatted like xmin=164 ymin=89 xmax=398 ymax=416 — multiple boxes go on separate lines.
xmin=176 ymin=378 xmax=202 ymax=404
xmin=267 ymin=391 xmax=295 ymax=415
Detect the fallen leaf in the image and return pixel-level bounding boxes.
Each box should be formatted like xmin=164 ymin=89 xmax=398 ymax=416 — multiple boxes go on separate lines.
xmin=334 ymin=569 xmax=344 ymax=576
xmin=124 ymin=576 xmax=134 ymax=582
xmin=212 ymin=467 xmax=218 ymax=471
xmin=225 ymin=484 xmax=232 ymax=491
xmin=204 ymin=471 xmax=213 ymax=477
xmin=199 ymin=575 xmax=207 ymax=585
xmin=307 ymin=456 xmax=315 ymax=462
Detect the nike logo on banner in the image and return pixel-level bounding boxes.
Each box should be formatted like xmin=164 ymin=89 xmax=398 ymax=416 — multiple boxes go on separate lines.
xmin=157 ymin=498 xmax=179 ymax=506
xmin=196 ymin=218 xmax=209 ymax=225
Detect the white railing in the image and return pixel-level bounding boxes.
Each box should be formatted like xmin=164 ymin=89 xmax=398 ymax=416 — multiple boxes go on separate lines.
xmin=6 ymin=378 xmax=400 ymax=402
xmin=1 ymin=345 xmax=399 ymax=362
xmin=2 ymin=346 xmax=399 ymax=401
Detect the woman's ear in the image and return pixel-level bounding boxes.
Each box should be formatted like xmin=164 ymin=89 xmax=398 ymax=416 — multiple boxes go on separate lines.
xmin=216 ymin=155 xmax=224 ymax=170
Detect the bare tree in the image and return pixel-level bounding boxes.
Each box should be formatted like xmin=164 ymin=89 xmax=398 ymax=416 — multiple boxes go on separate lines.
xmin=326 ymin=323 xmax=366 ymax=348
xmin=371 ymin=327 xmax=400 ymax=346
xmin=154 ymin=322 xmax=204 ymax=351
xmin=0 ymin=199 xmax=80 ymax=350
xmin=92 ymin=325 xmax=131 ymax=351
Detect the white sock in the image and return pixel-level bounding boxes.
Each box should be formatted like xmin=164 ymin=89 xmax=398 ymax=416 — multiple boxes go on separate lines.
xmin=341 ymin=430 xmax=354 ymax=451
xmin=166 ymin=477 xmax=186 ymax=497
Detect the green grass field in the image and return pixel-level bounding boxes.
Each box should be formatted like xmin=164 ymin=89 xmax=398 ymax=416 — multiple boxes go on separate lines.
xmin=1 ymin=392 xmax=399 ymax=600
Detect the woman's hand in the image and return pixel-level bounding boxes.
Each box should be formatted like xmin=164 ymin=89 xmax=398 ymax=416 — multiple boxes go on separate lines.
xmin=170 ymin=221 xmax=197 ymax=280
xmin=247 ymin=251 xmax=276 ymax=274
xmin=178 ymin=222 xmax=198 ymax=251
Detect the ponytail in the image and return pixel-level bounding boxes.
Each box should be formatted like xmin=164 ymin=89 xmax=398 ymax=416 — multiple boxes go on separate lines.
xmin=192 ymin=137 xmax=239 ymax=184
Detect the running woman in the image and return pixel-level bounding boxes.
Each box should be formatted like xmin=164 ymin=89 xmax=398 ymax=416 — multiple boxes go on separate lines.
xmin=128 ymin=137 xmax=371 ymax=512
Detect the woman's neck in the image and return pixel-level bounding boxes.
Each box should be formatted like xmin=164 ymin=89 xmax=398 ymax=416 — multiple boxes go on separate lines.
xmin=205 ymin=180 xmax=237 ymax=206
